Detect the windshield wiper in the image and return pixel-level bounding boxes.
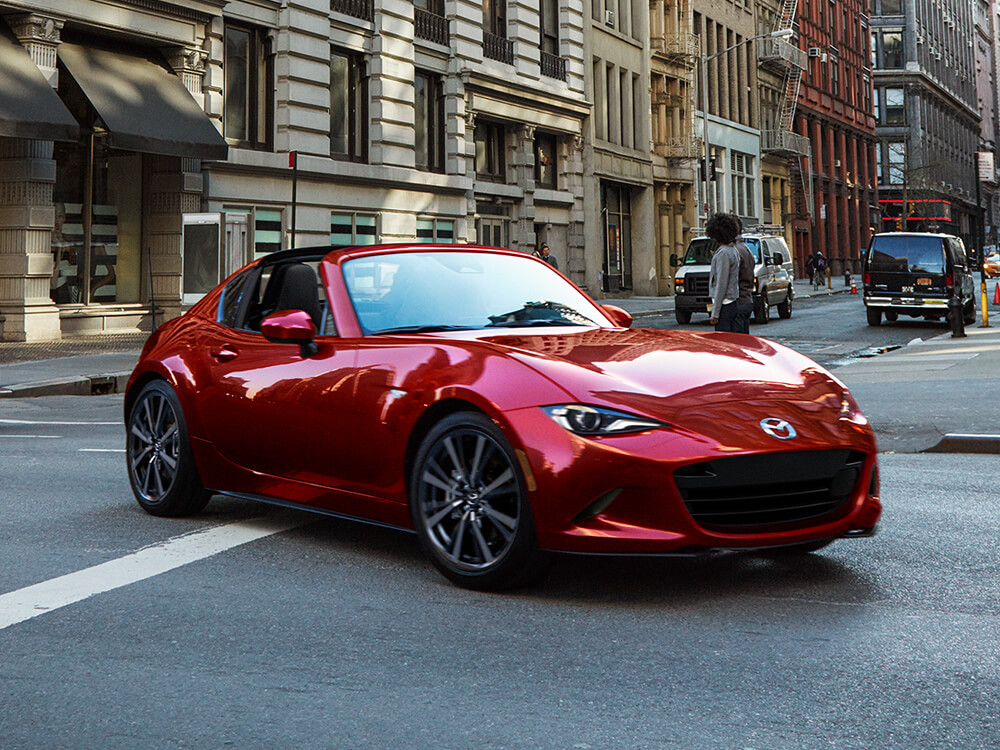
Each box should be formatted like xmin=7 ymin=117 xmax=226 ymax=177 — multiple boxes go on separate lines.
xmin=374 ymin=324 xmax=476 ymax=334
xmin=486 ymin=319 xmax=588 ymax=328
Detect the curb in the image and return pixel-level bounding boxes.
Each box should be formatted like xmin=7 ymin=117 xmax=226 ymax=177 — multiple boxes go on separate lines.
xmin=0 ymin=372 xmax=130 ymax=399
xmin=923 ymin=434 xmax=1000 ymax=454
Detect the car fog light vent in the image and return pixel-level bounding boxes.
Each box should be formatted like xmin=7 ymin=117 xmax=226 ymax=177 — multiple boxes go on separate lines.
xmin=572 ymin=489 xmax=623 ymax=525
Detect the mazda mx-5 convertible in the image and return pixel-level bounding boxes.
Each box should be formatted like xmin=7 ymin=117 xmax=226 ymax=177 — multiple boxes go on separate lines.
xmin=125 ymin=245 xmax=881 ymax=590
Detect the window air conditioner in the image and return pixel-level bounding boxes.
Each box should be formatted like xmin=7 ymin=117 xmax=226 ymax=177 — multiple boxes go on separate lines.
xmin=835 ymin=159 xmax=841 ymax=167
xmin=605 ymin=9 xmax=615 ymax=26
xmin=808 ymin=47 xmax=822 ymax=57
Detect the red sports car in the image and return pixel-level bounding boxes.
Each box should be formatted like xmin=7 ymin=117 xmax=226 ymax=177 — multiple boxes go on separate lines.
xmin=125 ymin=245 xmax=881 ymax=589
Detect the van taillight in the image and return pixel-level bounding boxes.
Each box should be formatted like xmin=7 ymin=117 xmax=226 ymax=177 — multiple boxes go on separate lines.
xmin=946 ymin=274 xmax=954 ymax=287
xmin=863 ymin=272 xmax=870 ymax=285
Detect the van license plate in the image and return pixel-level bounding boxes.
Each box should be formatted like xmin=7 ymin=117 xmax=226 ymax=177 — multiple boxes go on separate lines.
xmin=902 ymin=286 xmax=913 ymax=293
xmin=916 ymin=278 xmax=932 ymax=285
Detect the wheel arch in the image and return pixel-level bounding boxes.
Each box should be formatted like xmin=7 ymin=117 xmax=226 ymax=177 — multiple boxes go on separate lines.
xmin=404 ymin=398 xmax=489 ymax=492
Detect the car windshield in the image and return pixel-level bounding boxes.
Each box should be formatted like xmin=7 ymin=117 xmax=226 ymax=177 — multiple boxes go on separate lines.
xmin=869 ymin=236 xmax=946 ymax=274
xmin=741 ymin=238 xmax=763 ymax=263
xmin=680 ymin=238 xmax=718 ymax=265
xmin=343 ymin=251 xmax=608 ymax=334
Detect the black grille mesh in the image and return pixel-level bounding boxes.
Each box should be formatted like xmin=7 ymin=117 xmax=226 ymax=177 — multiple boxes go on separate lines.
xmin=674 ymin=450 xmax=866 ymax=530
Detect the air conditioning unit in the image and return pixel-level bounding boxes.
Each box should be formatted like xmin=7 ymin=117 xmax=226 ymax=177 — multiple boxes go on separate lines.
xmin=821 ymin=52 xmax=828 ymax=63
xmin=935 ymin=51 xmax=942 ymax=60
xmin=605 ymin=9 xmax=615 ymax=26
xmin=808 ymin=47 xmax=822 ymax=57
xmin=835 ymin=159 xmax=841 ymax=168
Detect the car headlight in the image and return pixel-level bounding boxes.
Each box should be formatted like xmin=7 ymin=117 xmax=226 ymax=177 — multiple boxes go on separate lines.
xmin=838 ymin=390 xmax=860 ymax=418
xmin=542 ymin=404 xmax=667 ymax=436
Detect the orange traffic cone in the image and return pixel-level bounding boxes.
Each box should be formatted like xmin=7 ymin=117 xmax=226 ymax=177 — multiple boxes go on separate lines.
xmin=850 ymin=277 xmax=858 ymax=294
xmin=995 ymin=282 xmax=1000 ymax=305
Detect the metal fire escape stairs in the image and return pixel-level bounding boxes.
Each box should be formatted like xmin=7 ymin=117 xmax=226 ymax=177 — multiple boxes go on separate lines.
xmin=769 ymin=0 xmax=813 ymax=220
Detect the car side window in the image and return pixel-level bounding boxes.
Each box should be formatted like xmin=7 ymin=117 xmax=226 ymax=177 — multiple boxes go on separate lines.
xmin=240 ymin=261 xmax=336 ymax=336
xmin=217 ymin=269 xmax=254 ymax=329
xmin=947 ymin=239 xmax=967 ymax=269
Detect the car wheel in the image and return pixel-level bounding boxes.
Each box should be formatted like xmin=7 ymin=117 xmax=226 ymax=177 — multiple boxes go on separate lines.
xmin=885 ymin=310 xmax=898 ymax=322
xmin=675 ymin=308 xmax=692 ymax=325
xmin=777 ymin=293 xmax=792 ymax=319
xmin=126 ymin=380 xmax=211 ymax=517
xmin=759 ymin=537 xmax=835 ymax=556
xmin=754 ymin=296 xmax=770 ymax=324
xmin=963 ymin=301 xmax=977 ymax=325
xmin=866 ymin=307 xmax=882 ymax=326
xmin=410 ymin=412 xmax=550 ymax=590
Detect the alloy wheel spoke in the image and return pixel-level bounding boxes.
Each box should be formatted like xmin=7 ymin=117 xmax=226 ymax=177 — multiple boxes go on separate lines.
xmin=482 ymin=505 xmax=517 ymax=534
xmin=159 ymin=451 xmax=178 ymax=471
xmin=450 ymin=514 xmax=468 ymax=559
xmin=161 ymin=423 xmax=178 ymax=443
xmin=480 ymin=468 xmax=514 ymax=499
xmin=443 ymin=437 xmax=467 ymax=484
xmin=152 ymin=460 xmax=165 ymax=497
xmin=468 ymin=435 xmax=486 ymax=485
xmin=421 ymin=469 xmax=454 ymax=494
xmin=426 ymin=499 xmax=462 ymax=528
xmin=471 ymin=520 xmax=495 ymax=564
xmin=131 ymin=423 xmax=153 ymax=445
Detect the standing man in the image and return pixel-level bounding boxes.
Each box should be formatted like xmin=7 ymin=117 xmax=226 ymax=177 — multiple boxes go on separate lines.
xmin=734 ymin=221 xmax=755 ymax=334
xmin=534 ymin=242 xmax=558 ymax=269
xmin=706 ymin=212 xmax=747 ymax=332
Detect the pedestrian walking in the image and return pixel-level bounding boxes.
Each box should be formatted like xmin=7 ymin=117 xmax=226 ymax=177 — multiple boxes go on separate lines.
xmin=806 ymin=249 xmax=827 ymax=289
xmin=706 ymin=213 xmax=748 ymax=333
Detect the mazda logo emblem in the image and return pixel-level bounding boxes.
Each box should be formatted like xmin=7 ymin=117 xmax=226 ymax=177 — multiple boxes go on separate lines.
xmin=760 ymin=418 xmax=796 ymax=440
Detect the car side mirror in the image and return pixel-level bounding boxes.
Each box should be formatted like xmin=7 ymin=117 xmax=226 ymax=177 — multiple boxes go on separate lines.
xmin=773 ymin=253 xmax=784 ymax=265
xmin=670 ymin=254 xmax=680 ymax=267
xmin=261 ymin=309 xmax=318 ymax=357
xmin=601 ymin=304 xmax=633 ymax=329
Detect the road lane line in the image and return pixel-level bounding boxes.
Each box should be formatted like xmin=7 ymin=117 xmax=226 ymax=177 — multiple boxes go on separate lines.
xmin=79 ymin=448 xmax=126 ymax=453
xmin=0 ymin=435 xmax=61 ymax=439
xmin=0 ymin=419 xmax=119 ymax=426
xmin=0 ymin=514 xmax=308 ymax=631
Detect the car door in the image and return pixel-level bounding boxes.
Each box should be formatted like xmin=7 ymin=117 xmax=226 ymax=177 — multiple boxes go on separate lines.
xmin=196 ymin=262 xmax=361 ymax=492
xmin=768 ymin=241 xmax=791 ymax=301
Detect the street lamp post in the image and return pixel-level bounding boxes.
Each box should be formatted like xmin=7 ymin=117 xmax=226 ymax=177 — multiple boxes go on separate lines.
xmin=699 ymin=28 xmax=794 ymax=223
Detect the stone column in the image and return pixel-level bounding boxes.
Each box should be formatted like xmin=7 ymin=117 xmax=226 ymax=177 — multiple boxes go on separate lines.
xmin=0 ymin=14 xmax=64 ymax=341
xmin=565 ymin=134 xmax=586 ymax=285
xmin=144 ymin=46 xmax=210 ymax=323
xmin=513 ymin=124 xmax=536 ymax=252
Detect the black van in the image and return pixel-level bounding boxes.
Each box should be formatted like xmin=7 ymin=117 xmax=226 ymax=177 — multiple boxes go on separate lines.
xmin=862 ymin=232 xmax=976 ymax=326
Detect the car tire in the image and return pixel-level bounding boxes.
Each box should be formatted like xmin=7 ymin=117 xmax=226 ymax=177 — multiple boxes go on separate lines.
xmin=409 ymin=412 xmax=550 ymax=590
xmin=866 ymin=307 xmax=882 ymax=326
xmin=759 ymin=537 xmax=835 ymax=556
xmin=963 ymin=301 xmax=976 ymax=325
xmin=776 ymin=293 xmax=792 ymax=319
xmin=675 ymin=308 xmax=692 ymax=325
xmin=126 ymin=380 xmax=211 ymax=517
xmin=885 ymin=310 xmax=898 ymax=322
xmin=754 ymin=296 xmax=770 ymax=324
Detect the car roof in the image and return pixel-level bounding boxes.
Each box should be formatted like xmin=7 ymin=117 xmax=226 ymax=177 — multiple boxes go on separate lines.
xmin=873 ymin=232 xmax=955 ymax=239
xmin=257 ymin=243 xmax=540 ymax=267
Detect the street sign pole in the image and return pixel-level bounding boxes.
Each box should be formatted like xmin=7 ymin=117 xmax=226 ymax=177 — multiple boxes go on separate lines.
xmin=977 ymin=152 xmax=990 ymax=327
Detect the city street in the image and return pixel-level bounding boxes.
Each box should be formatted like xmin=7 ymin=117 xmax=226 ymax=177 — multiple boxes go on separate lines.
xmin=2 ymin=368 xmax=999 ymax=748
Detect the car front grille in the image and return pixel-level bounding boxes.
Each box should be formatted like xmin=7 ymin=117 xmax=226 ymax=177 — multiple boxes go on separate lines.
xmin=673 ymin=450 xmax=866 ymax=530
xmin=686 ymin=273 xmax=710 ymax=296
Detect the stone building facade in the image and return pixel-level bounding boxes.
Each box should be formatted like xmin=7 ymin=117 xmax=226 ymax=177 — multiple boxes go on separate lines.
xmin=0 ymin=0 xmax=589 ymax=341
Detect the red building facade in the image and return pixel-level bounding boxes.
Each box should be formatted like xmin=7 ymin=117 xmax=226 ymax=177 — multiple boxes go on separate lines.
xmin=794 ymin=0 xmax=878 ymax=276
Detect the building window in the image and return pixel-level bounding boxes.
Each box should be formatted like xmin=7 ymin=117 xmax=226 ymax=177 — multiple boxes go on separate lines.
xmin=878 ymin=0 xmax=901 ymax=13
xmin=331 ymin=212 xmax=378 ymax=245
xmin=540 ymin=0 xmax=558 ymax=55
xmin=416 ymin=217 xmax=455 ymax=243
xmin=879 ymin=31 xmax=903 ymax=69
xmin=534 ymin=132 xmax=558 ymax=189
xmin=222 ymin=206 xmax=282 ymax=262
xmin=330 ymin=48 xmax=368 ymax=161
xmin=224 ymin=22 xmax=273 ymax=149
xmin=884 ymin=87 xmax=905 ymax=124
xmin=876 ymin=142 xmax=883 ymax=184
xmin=475 ymin=120 xmax=506 ymax=181
xmin=887 ymin=141 xmax=906 ymax=184
xmin=831 ymin=57 xmax=840 ymax=98
xmin=415 ymin=72 xmax=445 ymax=173
xmin=731 ymin=151 xmax=755 ymax=218
xmin=483 ymin=0 xmax=513 ymax=63
xmin=601 ymin=182 xmax=633 ymax=291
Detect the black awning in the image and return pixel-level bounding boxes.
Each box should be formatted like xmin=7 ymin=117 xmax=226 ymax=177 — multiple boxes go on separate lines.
xmin=57 ymin=42 xmax=228 ymax=160
xmin=0 ymin=21 xmax=79 ymax=142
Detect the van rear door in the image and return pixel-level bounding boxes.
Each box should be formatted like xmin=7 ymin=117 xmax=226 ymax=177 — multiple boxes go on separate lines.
xmin=867 ymin=235 xmax=948 ymax=299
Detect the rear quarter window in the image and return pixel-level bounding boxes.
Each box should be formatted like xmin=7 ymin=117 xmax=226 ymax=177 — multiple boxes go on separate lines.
xmin=217 ymin=269 xmax=253 ymax=328
xmin=869 ymin=236 xmax=945 ymax=274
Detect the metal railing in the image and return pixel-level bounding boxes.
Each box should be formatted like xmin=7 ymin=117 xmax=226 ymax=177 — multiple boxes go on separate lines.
xmin=653 ymin=136 xmax=701 ymax=159
xmin=331 ymin=0 xmax=373 ymax=21
xmin=415 ymin=7 xmax=448 ymax=45
xmin=761 ymin=129 xmax=810 ymax=156
xmin=651 ymin=32 xmax=700 ymax=62
xmin=483 ymin=32 xmax=514 ymax=64
xmin=540 ymin=51 xmax=567 ymax=80
xmin=758 ymin=37 xmax=807 ymax=70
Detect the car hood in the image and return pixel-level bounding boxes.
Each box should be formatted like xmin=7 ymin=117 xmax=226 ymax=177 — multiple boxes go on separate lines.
xmin=472 ymin=328 xmax=859 ymax=442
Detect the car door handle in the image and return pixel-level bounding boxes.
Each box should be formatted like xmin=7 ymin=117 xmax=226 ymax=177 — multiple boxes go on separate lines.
xmin=211 ymin=346 xmax=238 ymax=362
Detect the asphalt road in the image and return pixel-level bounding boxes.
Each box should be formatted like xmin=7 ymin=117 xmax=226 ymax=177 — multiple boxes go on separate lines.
xmin=639 ymin=293 xmax=955 ymax=368
xmin=2 ymin=394 xmax=998 ymax=749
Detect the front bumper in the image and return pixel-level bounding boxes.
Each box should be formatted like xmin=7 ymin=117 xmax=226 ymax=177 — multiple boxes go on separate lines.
xmin=503 ymin=406 xmax=881 ymax=555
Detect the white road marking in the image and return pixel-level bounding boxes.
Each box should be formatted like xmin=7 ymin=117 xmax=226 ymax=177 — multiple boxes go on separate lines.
xmin=79 ymin=448 xmax=126 ymax=453
xmin=0 ymin=514 xmax=308 ymax=631
xmin=0 ymin=418 xmax=119 ymax=426
xmin=0 ymin=435 xmax=61 ymax=439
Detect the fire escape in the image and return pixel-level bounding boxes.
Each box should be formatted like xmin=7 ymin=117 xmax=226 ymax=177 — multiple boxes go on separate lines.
xmin=759 ymin=0 xmax=813 ymax=220
xmin=650 ymin=7 xmax=700 ymax=159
